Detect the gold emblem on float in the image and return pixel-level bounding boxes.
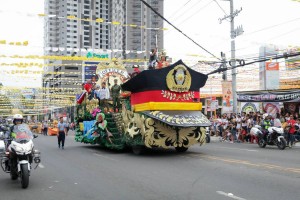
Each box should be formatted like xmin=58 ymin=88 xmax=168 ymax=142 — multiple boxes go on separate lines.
xmin=166 ymin=65 xmax=191 ymax=92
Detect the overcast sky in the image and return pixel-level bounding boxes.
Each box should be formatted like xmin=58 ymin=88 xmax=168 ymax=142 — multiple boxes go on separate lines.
xmin=0 ymin=0 xmax=300 ymax=88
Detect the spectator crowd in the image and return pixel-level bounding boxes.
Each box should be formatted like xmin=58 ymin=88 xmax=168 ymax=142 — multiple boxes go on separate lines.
xmin=208 ymin=112 xmax=300 ymax=147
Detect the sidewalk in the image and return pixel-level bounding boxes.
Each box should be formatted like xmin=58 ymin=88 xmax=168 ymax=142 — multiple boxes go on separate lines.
xmin=209 ymin=136 xmax=300 ymax=147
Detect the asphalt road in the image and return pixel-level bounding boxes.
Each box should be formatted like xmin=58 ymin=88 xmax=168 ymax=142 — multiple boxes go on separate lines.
xmin=0 ymin=132 xmax=299 ymax=200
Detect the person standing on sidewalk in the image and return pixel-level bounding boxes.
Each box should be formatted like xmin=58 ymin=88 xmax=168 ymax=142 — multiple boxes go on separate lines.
xmin=287 ymin=115 xmax=296 ymax=147
xmin=57 ymin=117 xmax=67 ymax=149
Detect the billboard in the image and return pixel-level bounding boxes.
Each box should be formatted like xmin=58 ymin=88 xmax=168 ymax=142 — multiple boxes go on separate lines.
xmin=265 ymin=62 xmax=279 ymax=90
xmin=241 ymin=102 xmax=260 ymax=114
xmin=222 ymin=81 xmax=233 ymax=113
xmin=263 ymin=102 xmax=280 ymax=117
xmin=206 ymin=98 xmax=218 ymax=112
xmin=84 ymin=62 xmax=99 ymax=82
xmin=22 ymin=88 xmax=36 ymax=99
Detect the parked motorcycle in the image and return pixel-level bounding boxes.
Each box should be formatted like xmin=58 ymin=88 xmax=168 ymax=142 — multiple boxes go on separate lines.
xmin=252 ymin=125 xmax=286 ymax=150
xmin=0 ymin=124 xmax=41 ymax=189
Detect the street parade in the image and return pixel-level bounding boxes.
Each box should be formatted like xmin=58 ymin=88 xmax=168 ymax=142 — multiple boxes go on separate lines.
xmin=0 ymin=0 xmax=300 ymax=200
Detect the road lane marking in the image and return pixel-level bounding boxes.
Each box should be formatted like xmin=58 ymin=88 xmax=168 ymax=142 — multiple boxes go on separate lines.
xmin=38 ymin=163 xmax=45 ymax=169
xmin=214 ymin=146 xmax=258 ymax=152
xmin=216 ymin=191 xmax=247 ymax=200
xmin=188 ymin=153 xmax=300 ymax=174
xmin=93 ymin=153 xmax=118 ymax=162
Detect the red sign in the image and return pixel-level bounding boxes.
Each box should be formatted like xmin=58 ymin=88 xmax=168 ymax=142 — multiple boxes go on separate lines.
xmin=266 ymin=62 xmax=279 ymax=71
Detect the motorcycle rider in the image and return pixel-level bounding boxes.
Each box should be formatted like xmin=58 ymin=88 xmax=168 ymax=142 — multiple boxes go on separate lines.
xmin=5 ymin=114 xmax=25 ymax=171
xmin=261 ymin=114 xmax=272 ymax=141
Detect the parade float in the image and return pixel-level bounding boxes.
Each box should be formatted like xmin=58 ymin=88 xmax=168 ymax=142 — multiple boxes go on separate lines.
xmin=75 ymin=60 xmax=211 ymax=154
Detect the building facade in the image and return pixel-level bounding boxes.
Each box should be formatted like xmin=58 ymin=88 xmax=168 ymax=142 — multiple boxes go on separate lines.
xmin=43 ymin=0 xmax=164 ymax=106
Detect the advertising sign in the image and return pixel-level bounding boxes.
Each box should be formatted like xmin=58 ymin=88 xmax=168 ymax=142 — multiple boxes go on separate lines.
xmin=237 ymin=90 xmax=300 ymax=102
xmin=206 ymin=99 xmax=218 ymax=112
xmin=265 ymin=62 xmax=279 ymax=90
xmin=263 ymin=102 xmax=280 ymax=117
xmin=86 ymin=52 xmax=109 ymax=59
xmin=241 ymin=102 xmax=260 ymax=114
xmin=22 ymin=88 xmax=35 ymax=99
xmin=222 ymin=81 xmax=233 ymax=113
xmin=266 ymin=62 xmax=279 ymax=71
xmin=84 ymin=62 xmax=99 ymax=82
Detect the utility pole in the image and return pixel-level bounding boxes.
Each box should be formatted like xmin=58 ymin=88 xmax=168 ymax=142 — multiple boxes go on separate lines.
xmin=221 ymin=51 xmax=227 ymax=80
xmin=219 ymin=0 xmax=243 ymax=113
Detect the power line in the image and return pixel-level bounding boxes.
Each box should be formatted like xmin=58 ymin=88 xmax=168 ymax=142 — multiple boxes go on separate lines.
xmin=230 ymin=26 xmax=300 ymax=53
xmin=140 ymin=0 xmax=221 ymax=61
xmin=166 ymin=0 xmax=205 ymax=26
xmin=207 ymin=51 xmax=300 ymax=75
xmin=243 ymin=17 xmax=300 ymax=36
xmin=166 ymin=0 xmax=194 ymax=20
xmin=211 ymin=17 xmax=300 ymax=54
xmin=175 ymin=0 xmax=215 ymax=27
xmin=213 ymin=0 xmax=228 ymax=16
xmin=158 ymin=0 xmax=195 ymax=28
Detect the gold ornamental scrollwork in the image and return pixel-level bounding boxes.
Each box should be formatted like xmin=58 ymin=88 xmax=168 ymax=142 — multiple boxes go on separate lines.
xmin=166 ymin=65 xmax=191 ymax=93
xmin=122 ymin=109 xmax=205 ymax=149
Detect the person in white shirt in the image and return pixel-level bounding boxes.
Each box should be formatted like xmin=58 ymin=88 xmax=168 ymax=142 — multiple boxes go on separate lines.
xmin=274 ymin=113 xmax=282 ymax=128
xmin=99 ymin=82 xmax=110 ymax=109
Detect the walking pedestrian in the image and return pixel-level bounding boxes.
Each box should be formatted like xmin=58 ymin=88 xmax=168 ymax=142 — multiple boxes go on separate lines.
xmin=57 ymin=117 xmax=68 ymax=149
xmin=42 ymin=121 xmax=48 ymax=136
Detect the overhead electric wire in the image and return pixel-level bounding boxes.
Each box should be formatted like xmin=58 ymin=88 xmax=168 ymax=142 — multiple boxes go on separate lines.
xmin=158 ymin=0 xmax=195 ymax=29
xmin=213 ymin=0 xmax=228 ymax=16
xmin=230 ymin=26 xmax=300 ymax=53
xmin=140 ymin=0 xmax=221 ymax=61
xmin=211 ymin=17 xmax=300 ymax=54
xmin=206 ymin=51 xmax=300 ymax=75
xmin=165 ymin=0 xmax=194 ymax=21
xmin=243 ymin=17 xmax=300 ymax=36
xmin=175 ymin=0 xmax=215 ymax=27
xmin=165 ymin=0 xmax=205 ymax=26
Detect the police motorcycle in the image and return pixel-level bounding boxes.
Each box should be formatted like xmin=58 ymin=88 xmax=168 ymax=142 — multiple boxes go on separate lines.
xmin=251 ymin=125 xmax=286 ymax=150
xmin=0 ymin=124 xmax=41 ymax=189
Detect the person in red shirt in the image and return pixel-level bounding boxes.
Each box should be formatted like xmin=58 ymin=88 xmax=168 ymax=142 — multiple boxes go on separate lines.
xmin=287 ymin=115 xmax=296 ymax=147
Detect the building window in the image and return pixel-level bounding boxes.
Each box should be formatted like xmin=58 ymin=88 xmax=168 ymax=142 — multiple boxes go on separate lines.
xmin=65 ymin=67 xmax=79 ymax=70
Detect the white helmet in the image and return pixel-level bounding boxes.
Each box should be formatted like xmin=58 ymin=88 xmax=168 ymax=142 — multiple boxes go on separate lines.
xmin=13 ymin=114 xmax=23 ymax=120
xmin=13 ymin=114 xmax=23 ymax=124
xmin=262 ymin=113 xmax=269 ymax=120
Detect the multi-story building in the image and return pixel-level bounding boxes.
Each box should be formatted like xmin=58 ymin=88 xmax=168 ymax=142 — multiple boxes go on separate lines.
xmin=111 ymin=0 xmax=164 ymax=61
xmin=43 ymin=0 xmax=164 ymax=108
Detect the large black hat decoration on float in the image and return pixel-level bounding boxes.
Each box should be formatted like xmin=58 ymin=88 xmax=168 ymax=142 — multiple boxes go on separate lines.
xmin=122 ymin=60 xmax=211 ymax=127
